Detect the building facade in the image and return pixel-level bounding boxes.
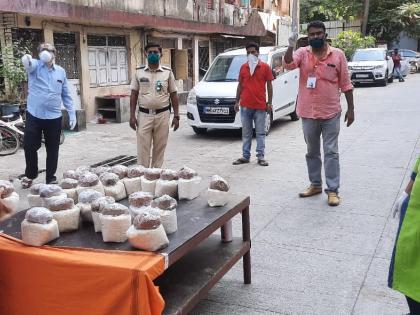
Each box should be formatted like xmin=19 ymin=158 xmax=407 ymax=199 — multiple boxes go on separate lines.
xmin=0 ymin=0 xmax=297 ymax=126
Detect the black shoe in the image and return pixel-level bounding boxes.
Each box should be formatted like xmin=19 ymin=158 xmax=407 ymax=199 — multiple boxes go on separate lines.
xmin=46 ymin=177 xmax=58 ymax=185
xmin=232 ymin=157 xmax=250 ymax=165
xmin=257 ymin=159 xmax=269 ymax=166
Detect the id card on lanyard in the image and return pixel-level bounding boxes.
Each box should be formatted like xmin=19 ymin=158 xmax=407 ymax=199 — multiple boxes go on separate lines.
xmin=307 ymin=53 xmax=320 ymax=89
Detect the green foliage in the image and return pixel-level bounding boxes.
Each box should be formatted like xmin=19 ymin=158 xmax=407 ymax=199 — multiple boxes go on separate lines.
xmin=367 ymin=0 xmax=420 ymax=43
xmin=300 ymin=0 xmax=363 ymax=23
xmin=332 ymin=30 xmax=376 ymax=60
xmin=0 ymin=39 xmax=31 ymax=103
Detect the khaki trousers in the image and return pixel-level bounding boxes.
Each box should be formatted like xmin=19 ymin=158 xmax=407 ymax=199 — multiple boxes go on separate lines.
xmin=137 ymin=110 xmax=170 ymax=168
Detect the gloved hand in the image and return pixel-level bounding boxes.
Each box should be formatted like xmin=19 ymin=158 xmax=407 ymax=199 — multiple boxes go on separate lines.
xmin=288 ymin=32 xmax=298 ymax=48
xmin=69 ymin=113 xmax=77 ymax=130
xmin=392 ymin=191 xmax=408 ymax=218
xmin=21 ymin=54 xmax=32 ymax=69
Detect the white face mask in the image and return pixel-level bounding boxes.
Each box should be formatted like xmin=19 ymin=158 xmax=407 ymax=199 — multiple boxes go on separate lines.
xmin=247 ymin=54 xmax=258 ymax=75
xmin=39 ymin=50 xmax=53 ymax=63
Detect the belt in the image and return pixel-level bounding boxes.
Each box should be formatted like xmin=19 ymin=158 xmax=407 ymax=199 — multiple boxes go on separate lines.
xmin=138 ymin=105 xmax=170 ymax=115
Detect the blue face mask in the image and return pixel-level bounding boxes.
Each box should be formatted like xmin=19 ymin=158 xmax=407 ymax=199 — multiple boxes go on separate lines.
xmin=147 ymin=52 xmax=160 ymax=64
xmin=309 ymin=38 xmax=325 ymax=49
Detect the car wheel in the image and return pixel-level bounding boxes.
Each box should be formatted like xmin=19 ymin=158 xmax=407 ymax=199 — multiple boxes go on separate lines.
xmin=380 ymin=71 xmax=388 ymax=86
xmin=265 ymin=110 xmax=273 ymax=136
xmin=192 ymin=126 xmax=207 ymax=135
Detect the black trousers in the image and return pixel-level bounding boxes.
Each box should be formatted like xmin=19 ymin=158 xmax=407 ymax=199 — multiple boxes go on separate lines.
xmin=24 ymin=112 xmax=62 ymax=183
xmin=407 ymin=296 xmax=420 ymax=315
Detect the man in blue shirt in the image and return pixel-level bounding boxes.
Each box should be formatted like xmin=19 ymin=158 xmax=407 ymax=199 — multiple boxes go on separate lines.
xmin=20 ymin=42 xmax=76 ymax=188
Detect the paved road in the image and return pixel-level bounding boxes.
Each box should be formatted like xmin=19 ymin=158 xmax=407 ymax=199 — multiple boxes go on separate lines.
xmin=1 ymin=74 xmax=420 ymax=314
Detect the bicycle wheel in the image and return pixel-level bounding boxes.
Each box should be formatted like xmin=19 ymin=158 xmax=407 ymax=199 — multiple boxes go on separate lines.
xmin=0 ymin=126 xmax=19 ymax=156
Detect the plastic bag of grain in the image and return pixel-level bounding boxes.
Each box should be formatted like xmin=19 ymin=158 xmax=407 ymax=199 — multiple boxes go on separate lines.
xmin=152 ymin=195 xmax=178 ymax=234
xmin=207 ymin=175 xmax=230 ymax=207
xmin=27 ymin=183 xmax=46 ymax=207
xmin=140 ymin=168 xmax=162 ymax=196
xmin=21 ymin=207 xmax=59 ymax=246
xmin=76 ymin=189 xmax=104 ymax=222
xmin=48 ymin=197 xmax=80 ymax=232
xmin=39 ymin=184 xmax=67 ymax=207
xmin=100 ymin=203 xmax=131 ymax=242
xmin=91 ymin=196 xmax=115 ymax=232
xmin=0 ymin=180 xmax=19 ymax=214
xmin=76 ymin=172 xmax=104 ymax=195
xmin=127 ymin=212 xmax=169 ymax=251
xmin=123 ymin=165 xmax=145 ymax=195
xmin=177 ymin=166 xmax=202 ymax=200
xmin=155 ymin=170 xmax=178 ymax=198
xmin=100 ymin=173 xmax=127 ymax=201
xmin=60 ymin=178 xmax=79 ymax=202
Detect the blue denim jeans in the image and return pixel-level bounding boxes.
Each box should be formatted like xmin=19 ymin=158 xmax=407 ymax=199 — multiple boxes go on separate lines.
xmin=240 ymin=107 xmax=266 ymax=160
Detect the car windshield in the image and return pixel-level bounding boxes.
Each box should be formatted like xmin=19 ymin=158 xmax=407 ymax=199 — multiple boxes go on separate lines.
xmin=401 ymin=51 xmax=417 ymax=58
xmin=204 ymin=54 xmax=268 ymax=82
xmin=352 ymin=50 xmax=385 ymax=61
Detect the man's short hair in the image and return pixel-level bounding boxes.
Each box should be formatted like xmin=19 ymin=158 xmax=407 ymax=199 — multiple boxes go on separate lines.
xmin=307 ymin=21 xmax=326 ymax=33
xmin=245 ymin=42 xmax=259 ymax=52
xmin=145 ymin=43 xmax=162 ymax=53
xmin=38 ymin=42 xmax=56 ymax=54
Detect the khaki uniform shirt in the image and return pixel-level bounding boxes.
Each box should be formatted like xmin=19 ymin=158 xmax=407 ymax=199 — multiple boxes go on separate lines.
xmin=130 ymin=65 xmax=178 ymax=109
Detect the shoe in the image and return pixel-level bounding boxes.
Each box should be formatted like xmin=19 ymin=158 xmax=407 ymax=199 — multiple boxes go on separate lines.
xmin=232 ymin=157 xmax=250 ymax=165
xmin=327 ymin=192 xmax=340 ymax=206
xmin=257 ymin=159 xmax=269 ymax=166
xmin=21 ymin=177 xmax=33 ymax=189
xmin=299 ymin=185 xmax=322 ymax=198
xmin=46 ymin=177 xmax=58 ymax=185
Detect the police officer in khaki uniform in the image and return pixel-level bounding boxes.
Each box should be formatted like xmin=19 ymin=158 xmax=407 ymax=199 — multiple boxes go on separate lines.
xmin=130 ymin=43 xmax=180 ymax=168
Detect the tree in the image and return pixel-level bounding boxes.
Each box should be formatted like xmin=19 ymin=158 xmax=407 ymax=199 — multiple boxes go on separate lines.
xmin=367 ymin=0 xmax=420 ymax=44
xmin=332 ymin=30 xmax=376 ymax=60
xmin=300 ymin=0 xmax=364 ymax=23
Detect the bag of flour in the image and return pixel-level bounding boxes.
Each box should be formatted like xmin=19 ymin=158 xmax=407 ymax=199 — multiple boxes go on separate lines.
xmin=60 ymin=178 xmax=79 ymax=203
xmin=77 ymin=172 xmax=104 ymax=195
xmin=21 ymin=207 xmax=59 ymax=246
xmin=141 ymin=168 xmax=162 ymax=196
xmin=123 ymin=165 xmax=145 ymax=195
xmin=51 ymin=203 xmax=80 ymax=233
xmin=27 ymin=183 xmax=46 ymax=207
xmin=76 ymin=189 xmax=104 ymax=222
xmin=152 ymin=195 xmax=177 ymax=234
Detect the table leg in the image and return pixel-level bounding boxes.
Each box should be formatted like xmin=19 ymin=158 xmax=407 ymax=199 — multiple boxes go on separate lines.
xmin=221 ymin=219 xmax=233 ymax=243
xmin=242 ymin=206 xmax=251 ymax=284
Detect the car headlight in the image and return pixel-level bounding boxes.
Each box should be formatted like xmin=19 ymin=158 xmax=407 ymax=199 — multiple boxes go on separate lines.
xmin=187 ymin=89 xmax=197 ymax=106
xmin=374 ymin=65 xmax=385 ymax=69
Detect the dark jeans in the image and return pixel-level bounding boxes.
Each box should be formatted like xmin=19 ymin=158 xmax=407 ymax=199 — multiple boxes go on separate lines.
xmin=24 ymin=112 xmax=62 ymax=183
xmin=407 ymin=296 xmax=420 ymax=315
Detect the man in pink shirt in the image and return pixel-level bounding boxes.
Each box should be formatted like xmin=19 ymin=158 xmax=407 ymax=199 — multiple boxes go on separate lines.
xmin=284 ymin=21 xmax=355 ymax=206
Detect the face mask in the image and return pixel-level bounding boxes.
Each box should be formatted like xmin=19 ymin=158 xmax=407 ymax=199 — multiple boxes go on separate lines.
xmin=147 ymin=53 xmax=160 ymax=64
xmin=247 ymin=54 xmax=258 ymax=64
xmin=39 ymin=50 xmax=53 ymax=63
xmin=309 ymin=38 xmax=325 ymax=49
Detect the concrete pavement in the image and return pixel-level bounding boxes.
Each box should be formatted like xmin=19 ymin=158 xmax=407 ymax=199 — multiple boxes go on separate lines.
xmin=1 ymin=73 xmax=420 ymax=314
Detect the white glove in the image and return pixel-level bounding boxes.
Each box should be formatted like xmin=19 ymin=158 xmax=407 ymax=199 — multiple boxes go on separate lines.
xmin=69 ymin=116 xmax=77 ymax=130
xmin=288 ymin=32 xmax=298 ymax=48
xmin=392 ymin=191 xmax=408 ymax=218
xmin=21 ymin=54 xmax=32 ymax=69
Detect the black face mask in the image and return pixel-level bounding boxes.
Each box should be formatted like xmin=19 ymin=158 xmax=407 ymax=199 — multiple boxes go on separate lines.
xmin=309 ymin=38 xmax=325 ymax=49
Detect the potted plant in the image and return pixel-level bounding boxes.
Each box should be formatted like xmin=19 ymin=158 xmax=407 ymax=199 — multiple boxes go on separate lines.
xmin=0 ymin=39 xmax=30 ymax=116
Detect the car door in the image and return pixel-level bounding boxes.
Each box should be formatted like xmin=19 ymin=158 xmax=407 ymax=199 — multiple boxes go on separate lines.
xmin=270 ymin=52 xmax=289 ymax=120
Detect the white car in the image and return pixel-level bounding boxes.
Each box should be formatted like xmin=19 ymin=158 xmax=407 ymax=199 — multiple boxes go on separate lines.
xmin=348 ymin=48 xmax=394 ymax=86
xmin=186 ymin=46 xmax=300 ymax=135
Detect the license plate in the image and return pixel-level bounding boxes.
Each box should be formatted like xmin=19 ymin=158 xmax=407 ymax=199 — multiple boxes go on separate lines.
xmin=204 ymin=107 xmax=229 ymax=115
xmin=356 ymin=74 xmax=369 ymax=78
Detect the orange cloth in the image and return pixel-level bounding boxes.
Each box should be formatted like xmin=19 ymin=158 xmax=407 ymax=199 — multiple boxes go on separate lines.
xmin=0 ymin=233 xmax=165 ymax=315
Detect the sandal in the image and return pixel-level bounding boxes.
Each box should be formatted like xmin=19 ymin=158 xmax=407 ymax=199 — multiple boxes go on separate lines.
xmin=257 ymin=159 xmax=269 ymax=166
xmin=21 ymin=176 xmax=33 ymax=189
xmin=232 ymin=157 xmax=250 ymax=165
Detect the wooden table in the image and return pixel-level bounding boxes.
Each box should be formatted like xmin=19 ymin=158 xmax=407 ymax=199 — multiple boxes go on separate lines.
xmin=0 ymin=194 xmax=251 ymax=315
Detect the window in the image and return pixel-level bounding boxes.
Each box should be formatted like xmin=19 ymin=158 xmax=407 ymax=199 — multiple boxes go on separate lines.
xmin=87 ymin=35 xmax=128 ymax=87
xmin=207 ymin=0 xmax=215 ymax=9
xmin=271 ymin=52 xmax=285 ymax=76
